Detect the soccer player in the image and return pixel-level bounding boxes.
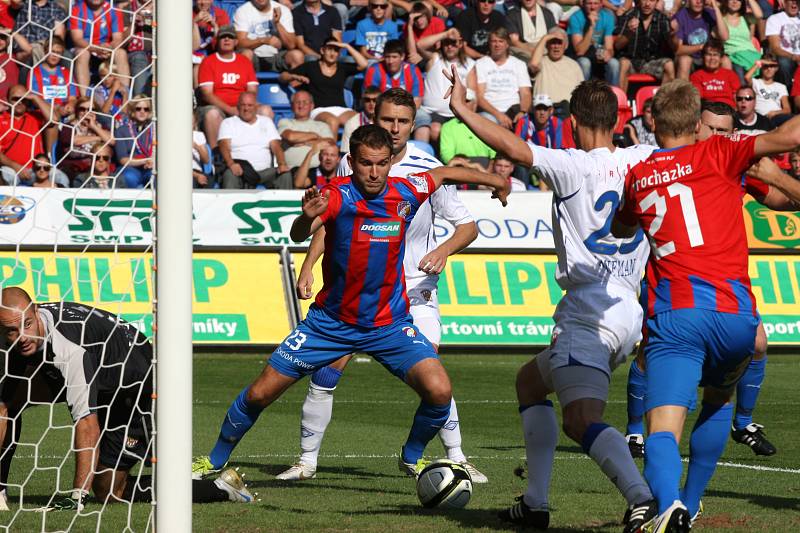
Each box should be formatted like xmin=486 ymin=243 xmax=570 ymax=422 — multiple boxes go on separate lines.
xmin=612 ymin=79 xmax=800 ymax=532
xmin=446 ymin=69 xmax=658 ymax=531
xmin=273 ymin=88 xmax=488 ymax=484
xmin=624 ymin=101 xmax=800 ymax=460
xmin=192 ymin=125 xmax=509 ymax=484
xmin=0 ymin=287 xmax=253 ymax=510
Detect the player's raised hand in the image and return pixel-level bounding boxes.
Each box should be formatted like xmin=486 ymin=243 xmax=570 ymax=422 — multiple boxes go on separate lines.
xmin=296 ymin=267 xmax=315 ymax=299
xmin=747 ymin=157 xmax=784 ymax=185
xmin=444 ymin=64 xmax=467 ymax=115
xmin=489 ymin=174 xmax=511 ymax=207
xmin=301 ymin=186 xmax=329 ymax=218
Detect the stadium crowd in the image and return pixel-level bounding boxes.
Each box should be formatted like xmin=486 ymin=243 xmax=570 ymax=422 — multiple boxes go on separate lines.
xmin=2 ymin=0 xmax=800 ymax=188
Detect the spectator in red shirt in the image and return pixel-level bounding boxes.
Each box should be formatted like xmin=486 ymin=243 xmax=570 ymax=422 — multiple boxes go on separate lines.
xmin=690 ymin=40 xmax=739 ymax=107
xmin=193 ymin=0 xmax=230 ymax=83
xmin=0 ymin=30 xmax=19 ymax=102
xmin=0 ymin=84 xmax=51 ymax=186
xmin=69 ymin=0 xmax=130 ymax=95
xmin=197 ymin=25 xmax=271 ymax=151
xmin=0 ymin=0 xmax=22 ymax=29
xmin=405 ymin=3 xmax=446 ymax=65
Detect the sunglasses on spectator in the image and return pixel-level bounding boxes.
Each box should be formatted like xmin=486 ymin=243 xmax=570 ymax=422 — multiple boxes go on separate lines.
xmin=96 ymin=155 xmax=112 ymax=161
xmin=363 ymin=97 xmax=378 ymax=103
xmin=33 ymin=164 xmax=50 ymax=172
xmin=78 ymin=106 xmax=91 ymax=112
xmin=9 ymin=95 xmax=26 ymax=103
xmin=443 ymin=39 xmax=463 ymax=46
xmin=135 ymin=106 xmax=152 ymax=112
xmin=736 ymin=95 xmax=755 ymax=101
xmin=479 ymin=0 xmax=496 ymax=4
xmin=762 ymin=63 xmax=778 ymax=68
xmin=370 ymin=3 xmax=388 ymax=8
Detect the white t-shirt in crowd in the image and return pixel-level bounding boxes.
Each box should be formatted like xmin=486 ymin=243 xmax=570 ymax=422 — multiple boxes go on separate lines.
xmin=422 ymin=55 xmax=475 ymax=117
xmin=474 ymin=55 xmax=531 ymax=113
xmin=192 ymin=130 xmax=208 ymax=172
xmin=765 ymin=11 xmax=800 ymax=55
xmin=218 ymin=115 xmax=281 ymax=171
xmin=752 ymin=78 xmax=788 ymax=115
xmin=233 ymin=1 xmax=294 ymax=58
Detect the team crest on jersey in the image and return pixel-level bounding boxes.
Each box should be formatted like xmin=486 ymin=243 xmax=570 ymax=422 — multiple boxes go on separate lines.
xmin=126 ymin=437 xmax=139 ymax=449
xmin=407 ymin=173 xmax=430 ymax=194
xmin=397 ymin=200 xmax=411 ymax=218
xmin=402 ymin=326 xmax=416 ymax=337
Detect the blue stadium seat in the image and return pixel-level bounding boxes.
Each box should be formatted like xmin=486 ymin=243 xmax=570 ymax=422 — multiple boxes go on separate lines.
xmin=341 ymin=29 xmax=356 ymax=44
xmin=344 ymin=88 xmax=354 ymax=109
xmin=218 ymin=0 xmax=244 ymax=21
xmin=407 ymin=140 xmax=436 ymax=157
xmin=257 ymin=83 xmax=292 ymax=108
xmin=256 ymin=71 xmax=281 ymax=82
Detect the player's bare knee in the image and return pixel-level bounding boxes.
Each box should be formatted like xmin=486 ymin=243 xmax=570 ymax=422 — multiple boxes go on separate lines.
xmin=561 ymin=400 xmax=603 ymax=443
xmin=515 ymin=359 xmax=548 ymax=404
xmin=754 ymin=323 xmax=768 ymax=360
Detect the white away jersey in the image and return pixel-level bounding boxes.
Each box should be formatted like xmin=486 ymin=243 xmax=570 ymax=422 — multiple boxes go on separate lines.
xmin=530 ymin=143 xmax=653 ymax=293
xmin=338 ymin=143 xmax=473 ymax=284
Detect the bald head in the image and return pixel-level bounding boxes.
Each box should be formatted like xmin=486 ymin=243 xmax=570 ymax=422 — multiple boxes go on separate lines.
xmin=0 ymin=287 xmax=42 ymax=356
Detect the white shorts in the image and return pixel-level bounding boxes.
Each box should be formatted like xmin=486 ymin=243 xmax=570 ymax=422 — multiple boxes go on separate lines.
xmin=407 ymin=278 xmax=441 ymax=346
xmin=536 ymin=284 xmax=642 ymax=398
xmin=310 ymin=106 xmax=352 ymax=119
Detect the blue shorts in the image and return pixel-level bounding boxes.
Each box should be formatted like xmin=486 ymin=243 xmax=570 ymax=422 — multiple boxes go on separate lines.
xmin=268 ymin=304 xmax=438 ymax=380
xmin=644 ymin=308 xmax=758 ymax=411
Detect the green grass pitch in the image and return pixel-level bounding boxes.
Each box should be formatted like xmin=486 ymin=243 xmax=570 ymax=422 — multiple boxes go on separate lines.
xmin=2 ymin=352 xmax=798 ymax=532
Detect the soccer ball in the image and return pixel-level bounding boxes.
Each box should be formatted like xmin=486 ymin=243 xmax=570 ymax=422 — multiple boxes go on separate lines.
xmin=416 ymin=459 xmax=473 ymax=509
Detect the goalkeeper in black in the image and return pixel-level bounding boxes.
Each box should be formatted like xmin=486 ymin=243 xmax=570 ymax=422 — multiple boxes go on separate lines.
xmin=0 ymin=287 xmax=253 ymax=509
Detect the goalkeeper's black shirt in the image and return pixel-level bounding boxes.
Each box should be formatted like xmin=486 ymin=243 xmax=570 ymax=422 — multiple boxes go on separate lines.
xmin=11 ymin=302 xmax=152 ymax=422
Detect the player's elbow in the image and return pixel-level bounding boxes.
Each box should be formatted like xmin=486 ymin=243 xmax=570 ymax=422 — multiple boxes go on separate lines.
xmin=610 ymin=216 xmax=637 ymax=239
xmin=461 ymin=221 xmax=478 ymax=245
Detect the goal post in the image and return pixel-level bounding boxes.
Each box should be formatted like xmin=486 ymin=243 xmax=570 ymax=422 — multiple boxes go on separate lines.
xmin=154 ymin=0 xmax=193 ymax=529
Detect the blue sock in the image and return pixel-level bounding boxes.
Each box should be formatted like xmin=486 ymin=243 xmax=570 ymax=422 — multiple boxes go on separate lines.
xmin=644 ymin=431 xmax=682 ymax=514
xmin=311 ymin=366 xmax=343 ymax=389
xmin=734 ymin=357 xmax=765 ymax=430
xmin=581 ymin=422 xmax=611 ymax=454
xmin=402 ymin=401 xmax=450 ymax=464
xmin=680 ymin=402 xmax=733 ymax=518
xmin=209 ymin=387 xmax=264 ymax=469
xmin=627 ymin=359 xmax=647 ymax=436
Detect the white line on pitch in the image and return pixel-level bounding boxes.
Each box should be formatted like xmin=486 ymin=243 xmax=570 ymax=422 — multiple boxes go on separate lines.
xmin=193 ymin=399 xmax=800 ymax=406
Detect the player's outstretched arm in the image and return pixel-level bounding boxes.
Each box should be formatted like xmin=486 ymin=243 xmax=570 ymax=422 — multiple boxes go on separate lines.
xmin=296 ymin=227 xmax=326 ymax=299
xmin=427 ymin=166 xmax=511 ymax=206
xmin=73 ymin=413 xmax=100 ymax=500
xmin=290 ymin=187 xmax=328 ymax=243
xmin=419 ymin=221 xmax=478 ymax=275
xmin=444 ymin=65 xmax=534 ymax=168
xmin=753 ymin=114 xmax=800 ymax=157
xmin=747 ymin=157 xmax=800 ymax=209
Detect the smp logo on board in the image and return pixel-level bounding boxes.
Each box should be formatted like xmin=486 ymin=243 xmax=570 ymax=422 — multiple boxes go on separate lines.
xmin=746 ymin=201 xmax=800 ymax=249
xmin=357 ymin=219 xmax=401 ymax=242
xmin=0 ymin=195 xmax=36 ymax=225
xmin=232 ymin=200 xmax=302 ymax=245
xmin=63 ymin=198 xmax=152 ymax=244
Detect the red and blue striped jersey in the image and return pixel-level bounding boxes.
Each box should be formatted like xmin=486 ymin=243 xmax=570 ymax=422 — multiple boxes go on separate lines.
xmin=315 ymin=173 xmax=436 ymax=327
xmin=619 ymin=134 xmax=758 ymax=318
xmin=514 ymin=115 xmax=575 ymax=149
xmin=29 ymin=65 xmax=77 ymax=106
xmin=364 ymin=61 xmax=424 ymax=98
xmin=70 ymin=1 xmax=124 ymax=46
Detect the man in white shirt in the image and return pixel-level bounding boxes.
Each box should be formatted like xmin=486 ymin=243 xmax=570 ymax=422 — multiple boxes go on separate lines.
xmin=765 ymin=0 xmax=800 ymax=88
xmin=276 ymin=88 xmax=489 ymax=484
xmin=219 ymin=92 xmax=291 ymax=188
xmin=234 ymin=0 xmax=303 ymax=71
xmin=469 ymin=27 xmax=532 ymax=129
xmin=447 ymin=70 xmax=657 ymax=530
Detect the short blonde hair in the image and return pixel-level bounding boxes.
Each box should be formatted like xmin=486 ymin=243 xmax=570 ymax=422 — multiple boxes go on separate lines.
xmin=126 ymin=95 xmax=152 ymax=116
xmin=652 ymin=80 xmax=700 ymax=138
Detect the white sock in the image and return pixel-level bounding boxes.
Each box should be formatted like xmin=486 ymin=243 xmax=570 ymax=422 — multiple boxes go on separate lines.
xmin=521 ymin=403 xmax=558 ymax=510
xmin=588 ymin=426 xmax=652 ymax=506
xmin=298 ymin=383 xmax=335 ymax=467
xmin=439 ymin=398 xmax=467 ymax=462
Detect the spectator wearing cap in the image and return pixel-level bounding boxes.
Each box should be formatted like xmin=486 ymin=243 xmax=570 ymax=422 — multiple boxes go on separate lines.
xmin=234 ymin=0 xmax=303 ymax=72
xmin=415 ymin=27 xmax=476 ymax=143
xmin=734 ymin=85 xmax=773 ymax=134
xmin=529 ymin=28 xmax=582 ymax=118
xmin=624 ymin=97 xmax=657 ymax=145
xmin=69 ymin=0 xmax=130 ymax=95
xmin=470 ymin=27 xmax=531 ymax=130
xmin=0 ymin=85 xmax=53 ymax=186
xmin=0 ymin=30 xmax=19 ymax=102
xmin=340 ymin=86 xmax=380 ymax=153
xmin=765 ymin=0 xmax=800 ymax=88
xmin=220 ymin=91 xmax=292 ymax=189
xmin=364 ymin=39 xmax=425 ymax=109
xmin=12 ymin=0 xmax=69 ymax=65
xmin=455 ymin=0 xmax=511 ymax=59
xmin=197 ymin=26 xmax=264 ymax=153
xmin=355 ymin=0 xmax=400 ymax=60
xmin=293 ymin=0 xmax=343 ymax=59
xmin=280 ymin=37 xmax=367 ymax=136
xmin=514 ymin=94 xmax=575 ymax=148
xmin=671 ymin=0 xmax=728 ymax=80
xmin=690 ymin=39 xmax=740 ymax=107
xmin=567 ymin=0 xmax=619 ymax=87
xmin=614 ymin=0 xmax=675 ymax=93
xmin=507 ymin=0 xmax=556 ymax=61
xmin=278 ymin=90 xmax=336 ymax=170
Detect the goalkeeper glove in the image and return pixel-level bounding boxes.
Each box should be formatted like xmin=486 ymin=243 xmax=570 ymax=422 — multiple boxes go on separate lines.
xmin=47 ymin=490 xmax=89 ymax=511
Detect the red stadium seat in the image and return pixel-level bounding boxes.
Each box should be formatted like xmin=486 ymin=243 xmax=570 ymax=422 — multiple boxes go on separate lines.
xmin=611 ymin=85 xmax=632 ymax=134
xmin=627 ymin=73 xmax=658 ymax=85
xmin=634 ymin=85 xmax=659 ymax=116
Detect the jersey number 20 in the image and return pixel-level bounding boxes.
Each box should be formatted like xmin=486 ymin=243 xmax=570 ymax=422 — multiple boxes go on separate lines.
xmin=639 ymin=183 xmax=704 ymax=259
